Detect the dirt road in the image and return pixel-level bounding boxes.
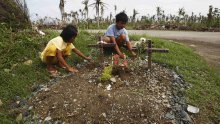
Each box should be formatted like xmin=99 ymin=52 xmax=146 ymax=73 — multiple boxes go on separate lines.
xmin=88 ymin=30 xmax=220 ymax=71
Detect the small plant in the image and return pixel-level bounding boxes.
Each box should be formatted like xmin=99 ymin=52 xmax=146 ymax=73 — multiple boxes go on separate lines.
xmin=100 ymin=65 xmax=113 ymax=81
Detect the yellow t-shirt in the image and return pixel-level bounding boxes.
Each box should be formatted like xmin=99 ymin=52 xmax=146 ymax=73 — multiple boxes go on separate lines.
xmin=40 ymin=36 xmax=75 ymax=61
xmin=45 ymin=36 xmax=75 ymax=51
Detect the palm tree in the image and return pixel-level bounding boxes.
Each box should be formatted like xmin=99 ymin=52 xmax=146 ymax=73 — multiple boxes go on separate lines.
xmin=110 ymin=12 xmax=113 ymax=23
xmin=207 ymin=5 xmax=213 ymax=27
xmin=190 ymin=12 xmax=194 ymax=22
xmin=114 ymin=5 xmax=117 ymax=15
xmin=132 ymin=9 xmax=139 ymax=22
xmin=59 ymin=0 xmax=65 ymax=21
xmin=79 ymin=9 xmax=84 ymax=20
xmin=101 ymin=6 xmax=104 ymax=18
xmin=156 ymin=6 xmax=162 ymax=22
xmin=82 ymin=0 xmax=89 ymax=20
xmin=70 ymin=11 xmax=79 ymax=25
xmin=178 ymin=7 xmax=185 ymax=23
xmin=178 ymin=8 xmax=185 ymax=16
xmin=89 ymin=0 xmax=107 ymax=28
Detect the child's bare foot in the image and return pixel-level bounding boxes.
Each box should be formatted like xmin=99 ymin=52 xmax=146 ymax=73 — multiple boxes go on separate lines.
xmin=47 ymin=65 xmax=59 ymax=76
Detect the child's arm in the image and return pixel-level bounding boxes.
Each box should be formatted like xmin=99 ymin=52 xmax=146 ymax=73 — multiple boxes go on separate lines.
xmin=72 ymin=48 xmax=91 ymax=60
xmin=57 ymin=49 xmax=78 ymax=72
xmin=110 ymin=36 xmax=125 ymax=59
xmin=126 ymin=41 xmax=136 ymax=57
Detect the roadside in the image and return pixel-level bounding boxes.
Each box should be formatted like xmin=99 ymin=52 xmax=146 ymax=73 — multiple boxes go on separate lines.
xmin=165 ymin=39 xmax=220 ymax=71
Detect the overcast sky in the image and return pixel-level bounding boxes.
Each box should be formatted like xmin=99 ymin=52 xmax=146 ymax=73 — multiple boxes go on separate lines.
xmin=27 ymin=0 xmax=220 ymax=20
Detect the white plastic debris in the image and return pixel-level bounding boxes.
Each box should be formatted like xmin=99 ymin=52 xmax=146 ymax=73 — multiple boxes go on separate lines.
xmin=102 ymin=113 xmax=107 ymax=118
xmin=98 ymin=83 xmax=103 ymax=88
xmin=97 ymin=41 xmax=107 ymax=44
xmin=44 ymin=88 xmax=50 ymax=92
xmin=110 ymin=77 xmax=116 ymax=83
xmin=106 ymin=84 xmax=112 ymax=91
xmin=38 ymin=30 xmax=45 ymax=36
xmin=44 ymin=116 xmax=52 ymax=121
xmin=34 ymin=26 xmax=45 ymax=36
xmin=187 ymin=105 xmax=199 ymax=113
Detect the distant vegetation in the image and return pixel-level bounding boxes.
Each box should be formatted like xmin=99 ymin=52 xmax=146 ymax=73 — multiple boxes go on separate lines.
xmin=32 ymin=0 xmax=220 ymax=32
xmin=1 ymin=0 xmax=219 ymax=31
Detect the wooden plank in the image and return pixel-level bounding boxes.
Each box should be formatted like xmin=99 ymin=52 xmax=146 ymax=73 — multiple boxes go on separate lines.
xmin=147 ymin=48 xmax=169 ymax=53
xmin=132 ymin=48 xmax=169 ymax=53
xmin=88 ymin=43 xmax=116 ymax=48
xmin=148 ymin=40 xmax=152 ymax=69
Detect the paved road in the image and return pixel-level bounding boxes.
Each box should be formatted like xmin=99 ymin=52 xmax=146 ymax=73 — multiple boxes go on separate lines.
xmin=87 ymin=30 xmax=220 ymax=71
xmin=87 ymin=29 xmax=220 ymax=44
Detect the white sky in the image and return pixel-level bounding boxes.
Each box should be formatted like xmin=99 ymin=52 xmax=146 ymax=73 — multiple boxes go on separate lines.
xmin=27 ymin=0 xmax=220 ymax=20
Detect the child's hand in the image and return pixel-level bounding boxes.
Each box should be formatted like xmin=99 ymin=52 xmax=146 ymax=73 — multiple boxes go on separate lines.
xmin=119 ymin=53 xmax=126 ymax=59
xmin=67 ymin=67 xmax=79 ymax=73
xmin=85 ymin=56 xmax=92 ymax=61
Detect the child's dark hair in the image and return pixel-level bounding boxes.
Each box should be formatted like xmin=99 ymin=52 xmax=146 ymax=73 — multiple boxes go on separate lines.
xmin=60 ymin=25 xmax=78 ymax=42
xmin=116 ymin=12 xmax=128 ymax=23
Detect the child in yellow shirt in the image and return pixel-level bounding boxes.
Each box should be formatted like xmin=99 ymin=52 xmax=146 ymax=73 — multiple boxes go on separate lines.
xmin=40 ymin=25 xmax=91 ymax=75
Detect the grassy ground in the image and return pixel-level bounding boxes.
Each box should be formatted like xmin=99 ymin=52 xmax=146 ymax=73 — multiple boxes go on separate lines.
xmin=0 ymin=26 xmax=219 ymax=123
xmin=0 ymin=25 xmax=96 ymax=122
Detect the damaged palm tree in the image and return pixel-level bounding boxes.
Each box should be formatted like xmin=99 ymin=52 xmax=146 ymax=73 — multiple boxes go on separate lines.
xmin=59 ymin=0 xmax=65 ymax=21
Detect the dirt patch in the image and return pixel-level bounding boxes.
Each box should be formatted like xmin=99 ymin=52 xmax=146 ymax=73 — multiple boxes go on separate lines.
xmin=166 ymin=39 xmax=220 ymax=71
xmin=28 ymin=60 xmax=177 ymax=123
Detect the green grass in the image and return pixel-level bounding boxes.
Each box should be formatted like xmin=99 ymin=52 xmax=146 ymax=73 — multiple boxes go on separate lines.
xmin=0 ymin=25 xmax=219 ymax=123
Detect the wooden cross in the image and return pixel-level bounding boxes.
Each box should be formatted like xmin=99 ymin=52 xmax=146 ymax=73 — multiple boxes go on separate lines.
xmin=132 ymin=39 xmax=169 ymax=70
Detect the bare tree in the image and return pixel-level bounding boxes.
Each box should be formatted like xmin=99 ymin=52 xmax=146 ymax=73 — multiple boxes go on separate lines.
xmin=82 ymin=0 xmax=89 ymax=20
xmin=101 ymin=6 xmax=104 ymax=18
xmin=89 ymin=0 xmax=107 ymax=28
xmin=132 ymin=9 xmax=139 ymax=22
xmin=59 ymin=0 xmax=65 ymax=21
xmin=156 ymin=6 xmax=162 ymax=22
xmin=114 ymin=5 xmax=117 ymax=15
xmin=110 ymin=12 xmax=113 ymax=23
